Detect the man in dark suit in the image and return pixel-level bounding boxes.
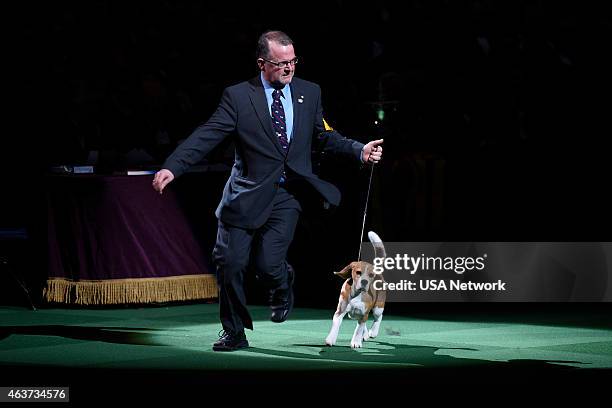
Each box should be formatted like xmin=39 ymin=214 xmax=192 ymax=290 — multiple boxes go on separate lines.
xmin=152 ymin=30 xmax=383 ymax=351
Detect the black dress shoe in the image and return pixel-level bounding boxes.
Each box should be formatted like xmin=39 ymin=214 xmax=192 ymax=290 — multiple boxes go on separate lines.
xmin=212 ymin=330 xmax=249 ymax=351
xmin=270 ymin=265 xmax=295 ymax=323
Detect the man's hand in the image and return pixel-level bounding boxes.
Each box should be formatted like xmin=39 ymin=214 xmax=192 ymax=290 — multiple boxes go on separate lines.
xmin=362 ymin=139 xmax=384 ymax=164
xmin=152 ymin=169 xmax=175 ymax=194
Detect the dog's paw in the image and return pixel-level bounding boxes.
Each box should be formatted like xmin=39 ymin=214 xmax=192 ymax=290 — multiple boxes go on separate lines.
xmin=351 ymin=339 xmax=363 ymax=348
xmin=368 ymin=329 xmax=378 ymax=338
xmin=362 ymin=331 xmax=370 ymax=341
xmin=325 ymin=336 xmax=336 ymax=346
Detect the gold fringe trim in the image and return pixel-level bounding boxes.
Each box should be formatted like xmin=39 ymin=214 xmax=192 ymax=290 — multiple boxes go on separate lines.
xmin=43 ymin=274 xmax=218 ymax=305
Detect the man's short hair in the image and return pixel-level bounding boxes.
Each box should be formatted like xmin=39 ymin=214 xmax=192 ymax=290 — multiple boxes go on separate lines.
xmin=257 ymin=31 xmax=293 ymax=59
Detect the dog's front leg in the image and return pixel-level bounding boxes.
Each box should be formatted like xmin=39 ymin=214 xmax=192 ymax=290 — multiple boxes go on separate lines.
xmin=351 ymin=322 xmax=367 ymax=348
xmin=361 ymin=315 xmax=371 ymax=341
xmin=325 ymin=300 xmax=348 ymax=346
xmin=369 ymin=307 xmax=384 ymax=338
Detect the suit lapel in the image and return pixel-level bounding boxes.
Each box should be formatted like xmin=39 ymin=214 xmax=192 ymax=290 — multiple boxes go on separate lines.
xmin=289 ymin=81 xmax=302 ymax=155
xmin=248 ymin=77 xmax=285 ymax=156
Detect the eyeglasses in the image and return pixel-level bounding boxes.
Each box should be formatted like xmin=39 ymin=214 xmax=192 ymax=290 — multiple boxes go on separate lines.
xmin=260 ymin=57 xmax=299 ymax=68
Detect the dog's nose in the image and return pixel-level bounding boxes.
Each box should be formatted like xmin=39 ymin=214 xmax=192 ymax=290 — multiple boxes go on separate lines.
xmin=360 ymin=279 xmax=368 ymax=289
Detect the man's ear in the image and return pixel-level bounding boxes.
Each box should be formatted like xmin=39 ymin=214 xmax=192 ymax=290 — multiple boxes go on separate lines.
xmin=334 ymin=264 xmax=353 ymax=279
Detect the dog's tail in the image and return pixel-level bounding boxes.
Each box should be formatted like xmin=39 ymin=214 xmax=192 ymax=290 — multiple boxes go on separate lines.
xmin=368 ymin=231 xmax=386 ymax=259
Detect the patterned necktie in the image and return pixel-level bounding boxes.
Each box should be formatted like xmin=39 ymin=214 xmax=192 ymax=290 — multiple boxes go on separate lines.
xmin=271 ymin=89 xmax=289 ymax=151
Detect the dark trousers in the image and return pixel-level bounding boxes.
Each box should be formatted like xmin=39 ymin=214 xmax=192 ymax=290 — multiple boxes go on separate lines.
xmin=213 ymin=187 xmax=301 ymax=333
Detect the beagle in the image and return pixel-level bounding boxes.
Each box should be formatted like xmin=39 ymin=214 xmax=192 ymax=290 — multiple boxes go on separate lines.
xmin=325 ymin=231 xmax=386 ymax=348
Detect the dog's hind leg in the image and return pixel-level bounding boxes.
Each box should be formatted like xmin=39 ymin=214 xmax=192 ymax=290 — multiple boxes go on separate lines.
xmin=325 ymin=299 xmax=348 ymax=346
xmin=369 ymin=307 xmax=384 ymax=338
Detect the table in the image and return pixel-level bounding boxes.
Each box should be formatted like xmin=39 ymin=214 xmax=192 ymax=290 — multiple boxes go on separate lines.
xmin=46 ymin=174 xmax=217 ymax=305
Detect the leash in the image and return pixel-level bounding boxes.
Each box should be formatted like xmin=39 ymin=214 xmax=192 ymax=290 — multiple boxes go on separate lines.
xmin=357 ymin=161 xmax=376 ymax=262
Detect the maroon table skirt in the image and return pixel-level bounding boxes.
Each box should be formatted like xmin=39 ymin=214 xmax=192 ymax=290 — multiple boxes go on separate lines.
xmin=46 ymin=174 xmax=217 ymax=305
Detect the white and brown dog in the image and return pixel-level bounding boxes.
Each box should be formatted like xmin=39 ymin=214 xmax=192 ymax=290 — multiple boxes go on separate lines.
xmin=325 ymin=231 xmax=386 ymax=348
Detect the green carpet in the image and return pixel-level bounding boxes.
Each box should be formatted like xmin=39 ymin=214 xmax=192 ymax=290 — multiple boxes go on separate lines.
xmin=2 ymin=303 xmax=612 ymax=372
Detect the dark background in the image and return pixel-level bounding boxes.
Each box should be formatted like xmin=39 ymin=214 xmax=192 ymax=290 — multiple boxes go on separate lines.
xmin=3 ymin=0 xmax=612 ymax=308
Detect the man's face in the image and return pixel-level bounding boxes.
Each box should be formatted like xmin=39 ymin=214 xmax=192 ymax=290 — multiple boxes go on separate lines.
xmin=258 ymin=41 xmax=296 ymax=87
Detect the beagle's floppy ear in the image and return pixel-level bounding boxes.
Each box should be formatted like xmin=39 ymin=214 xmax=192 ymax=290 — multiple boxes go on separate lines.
xmin=334 ymin=263 xmax=353 ymax=279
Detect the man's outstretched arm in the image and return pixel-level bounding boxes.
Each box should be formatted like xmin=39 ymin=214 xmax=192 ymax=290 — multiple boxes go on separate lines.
xmin=152 ymin=88 xmax=237 ymax=194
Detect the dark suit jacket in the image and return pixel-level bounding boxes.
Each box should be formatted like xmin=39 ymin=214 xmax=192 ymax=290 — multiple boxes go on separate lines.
xmin=163 ymin=76 xmax=364 ymax=229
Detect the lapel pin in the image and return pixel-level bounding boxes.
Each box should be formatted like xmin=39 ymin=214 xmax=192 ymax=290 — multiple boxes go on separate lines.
xmin=298 ymin=96 xmax=304 ymax=103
